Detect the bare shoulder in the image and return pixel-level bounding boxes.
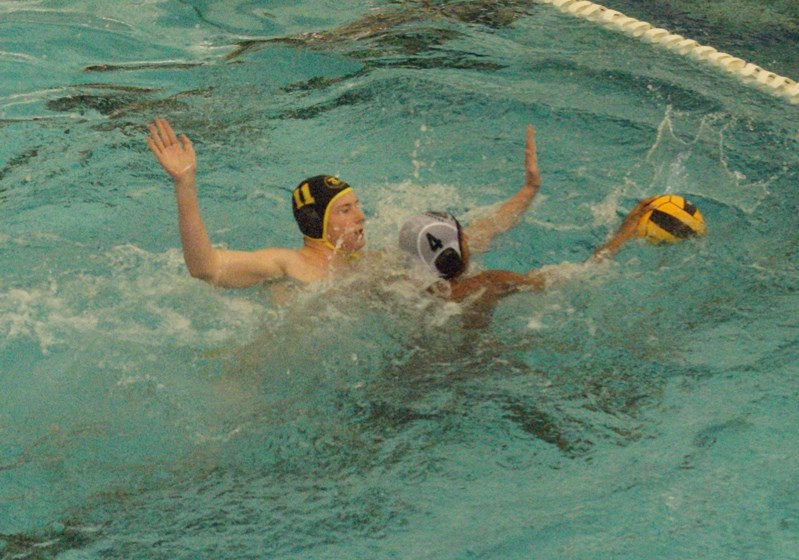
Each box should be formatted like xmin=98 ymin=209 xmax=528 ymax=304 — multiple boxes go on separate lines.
xmin=250 ymin=246 xmax=328 ymax=284
xmin=249 ymin=246 xmax=304 ymax=263
xmin=209 ymin=246 xmax=325 ymax=287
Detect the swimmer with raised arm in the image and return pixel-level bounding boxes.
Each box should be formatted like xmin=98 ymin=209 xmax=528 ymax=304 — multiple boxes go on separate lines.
xmin=399 ymin=203 xmax=655 ymax=305
xmin=399 ymin=121 xmax=655 ymax=306
xmin=146 ymin=118 xmax=365 ymax=288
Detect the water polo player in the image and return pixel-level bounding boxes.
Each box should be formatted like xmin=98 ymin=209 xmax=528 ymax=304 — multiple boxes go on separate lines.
xmin=399 ymin=210 xmax=547 ymax=304
xmin=147 ymin=118 xmax=365 ymax=288
xmin=399 ymin=199 xmax=656 ymax=306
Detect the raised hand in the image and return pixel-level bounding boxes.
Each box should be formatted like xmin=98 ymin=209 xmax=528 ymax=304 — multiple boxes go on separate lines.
xmin=146 ymin=118 xmax=196 ymax=182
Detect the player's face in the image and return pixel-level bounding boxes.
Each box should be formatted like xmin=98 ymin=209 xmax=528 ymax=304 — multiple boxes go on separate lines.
xmin=326 ymin=191 xmax=365 ymax=252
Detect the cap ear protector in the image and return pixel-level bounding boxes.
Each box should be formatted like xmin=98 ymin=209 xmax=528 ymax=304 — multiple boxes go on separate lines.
xmin=399 ymin=211 xmax=465 ymax=279
xmin=434 ymin=247 xmax=465 ymax=279
xmin=293 ymin=204 xmax=322 ymax=238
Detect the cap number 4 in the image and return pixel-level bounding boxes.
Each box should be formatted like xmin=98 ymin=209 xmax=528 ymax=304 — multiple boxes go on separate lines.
xmin=426 ymin=233 xmax=443 ymax=252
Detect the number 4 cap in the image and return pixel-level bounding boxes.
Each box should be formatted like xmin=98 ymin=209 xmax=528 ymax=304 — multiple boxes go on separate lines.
xmin=399 ymin=211 xmax=465 ymax=279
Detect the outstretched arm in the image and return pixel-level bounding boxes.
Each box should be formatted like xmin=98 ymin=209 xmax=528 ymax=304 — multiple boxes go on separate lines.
xmin=447 ymin=196 xmax=657 ymax=304
xmin=447 ymin=268 xmax=547 ymax=303
xmin=590 ymin=196 xmax=657 ymax=262
xmin=147 ymin=118 xmax=224 ymax=282
xmin=465 ymin=124 xmax=541 ymax=253
xmin=146 ymin=118 xmax=291 ymax=287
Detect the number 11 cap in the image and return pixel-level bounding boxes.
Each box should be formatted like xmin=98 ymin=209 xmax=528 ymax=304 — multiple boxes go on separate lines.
xmin=292 ymin=175 xmax=352 ymax=240
xmin=399 ymin=211 xmax=465 ymax=279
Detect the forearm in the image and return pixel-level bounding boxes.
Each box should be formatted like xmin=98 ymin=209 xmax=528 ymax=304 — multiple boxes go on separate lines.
xmin=451 ymin=268 xmax=545 ymax=302
xmin=492 ymin=184 xmax=538 ymax=232
xmin=466 ymin=185 xmax=537 ymax=253
xmin=591 ymin=237 xmax=625 ymax=262
xmin=465 ymin=125 xmax=542 ymax=253
xmin=173 ymin=174 xmax=220 ymax=281
xmin=589 ymin=200 xmax=651 ymax=263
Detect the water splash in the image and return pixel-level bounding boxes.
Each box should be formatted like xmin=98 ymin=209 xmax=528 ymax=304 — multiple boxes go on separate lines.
xmin=643 ymin=109 xmax=769 ymax=212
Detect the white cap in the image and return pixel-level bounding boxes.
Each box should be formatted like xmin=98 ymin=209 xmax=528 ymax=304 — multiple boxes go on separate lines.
xmin=399 ymin=212 xmax=464 ymax=278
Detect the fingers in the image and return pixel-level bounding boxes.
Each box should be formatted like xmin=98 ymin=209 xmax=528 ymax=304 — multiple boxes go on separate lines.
xmin=525 ymin=124 xmax=536 ymax=152
xmin=179 ymin=133 xmax=193 ymax=154
xmin=634 ymin=196 xmax=658 ymax=216
xmin=525 ymin=124 xmax=538 ymax=165
xmin=146 ymin=118 xmax=182 ymax=152
xmin=524 ymin=124 xmax=540 ymax=190
xmin=145 ymin=135 xmax=159 ymax=156
xmin=147 ymin=123 xmax=165 ymax=152
xmin=158 ymin=118 xmax=179 ymax=146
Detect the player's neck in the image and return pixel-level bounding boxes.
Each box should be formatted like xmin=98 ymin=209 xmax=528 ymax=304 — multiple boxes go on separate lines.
xmin=302 ymin=239 xmax=359 ymax=266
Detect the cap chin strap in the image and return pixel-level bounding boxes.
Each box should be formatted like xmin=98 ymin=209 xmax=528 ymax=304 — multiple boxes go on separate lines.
xmin=318 ymin=188 xmax=353 ymax=248
xmin=305 ymin=235 xmax=361 ymax=256
xmin=303 ymin=235 xmax=341 ymax=251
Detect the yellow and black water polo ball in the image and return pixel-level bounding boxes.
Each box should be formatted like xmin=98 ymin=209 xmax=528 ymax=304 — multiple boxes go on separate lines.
xmin=636 ymin=194 xmax=707 ymax=243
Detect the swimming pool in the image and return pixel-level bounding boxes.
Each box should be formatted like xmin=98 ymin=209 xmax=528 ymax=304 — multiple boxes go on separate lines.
xmin=1 ymin=1 xmax=797 ymax=558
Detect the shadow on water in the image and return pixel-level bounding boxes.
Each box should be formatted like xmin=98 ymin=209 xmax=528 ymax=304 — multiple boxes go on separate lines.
xmin=18 ymin=1 xmax=531 ymax=127
xmin=224 ymin=0 xmax=536 ymax=60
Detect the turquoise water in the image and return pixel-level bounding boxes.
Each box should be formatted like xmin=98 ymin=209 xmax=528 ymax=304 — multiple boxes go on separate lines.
xmin=1 ymin=1 xmax=798 ymax=558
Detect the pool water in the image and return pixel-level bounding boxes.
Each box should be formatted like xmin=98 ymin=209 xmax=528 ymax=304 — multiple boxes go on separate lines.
xmin=1 ymin=1 xmax=797 ymax=558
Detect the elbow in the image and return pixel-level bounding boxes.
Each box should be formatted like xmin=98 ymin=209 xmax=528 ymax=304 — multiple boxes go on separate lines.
xmin=188 ymin=267 xmax=214 ymax=282
xmin=182 ymin=248 xmax=224 ymax=284
xmin=185 ymin=260 xmax=219 ymax=284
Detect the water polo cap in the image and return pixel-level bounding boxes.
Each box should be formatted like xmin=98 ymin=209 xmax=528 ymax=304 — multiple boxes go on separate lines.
xmin=292 ymin=175 xmax=353 ymax=244
xmin=399 ymin=211 xmax=465 ymax=279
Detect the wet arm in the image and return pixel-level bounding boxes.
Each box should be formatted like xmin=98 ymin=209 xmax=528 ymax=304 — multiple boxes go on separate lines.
xmin=590 ymin=196 xmax=657 ymax=262
xmin=465 ymin=125 xmax=541 ymax=253
xmin=171 ymin=179 xmax=291 ymax=288
xmin=147 ymin=118 xmax=288 ymax=288
xmin=147 ymin=118 xmax=225 ymax=283
xmin=449 ymin=268 xmax=547 ymax=303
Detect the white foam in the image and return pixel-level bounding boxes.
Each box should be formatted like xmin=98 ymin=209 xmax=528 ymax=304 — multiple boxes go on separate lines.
xmin=0 ymin=283 xmax=99 ymax=354
xmin=0 ymin=245 xmax=275 ymax=354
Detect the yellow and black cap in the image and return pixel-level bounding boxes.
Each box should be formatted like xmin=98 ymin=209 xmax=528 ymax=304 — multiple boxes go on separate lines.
xmin=292 ymin=175 xmax=353 ymax=241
